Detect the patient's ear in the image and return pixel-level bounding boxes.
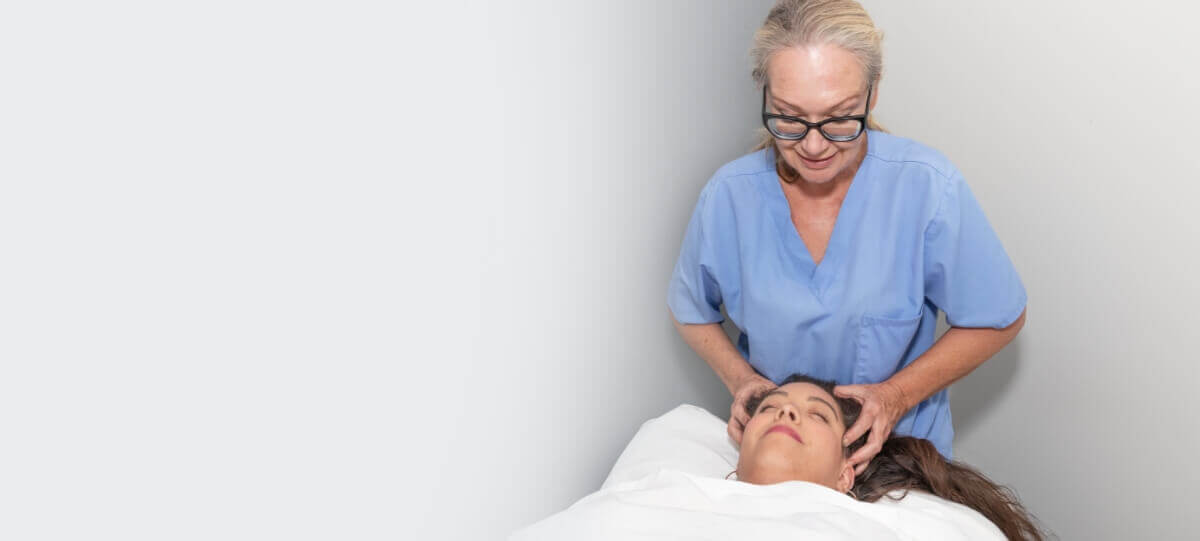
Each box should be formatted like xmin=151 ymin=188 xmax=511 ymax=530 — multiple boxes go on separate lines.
xmin=835 ymin=459 xmax=855 ymax=494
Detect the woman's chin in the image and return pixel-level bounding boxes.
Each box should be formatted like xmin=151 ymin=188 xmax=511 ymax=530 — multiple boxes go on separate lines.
xmin=738 ymin=453 xmax=810 ymax=486
xmin=796 ymin=165 xmax=840 ymax=184
xmin=737 ymin=447 xmax=845 ymax=488
xmin=781 ymin=149 xmax=856 ymax=185
xmin=738 ymin=466 xmax=805 ymax=486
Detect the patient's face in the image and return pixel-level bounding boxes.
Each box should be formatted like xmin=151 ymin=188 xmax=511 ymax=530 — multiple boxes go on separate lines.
xmin=735 ymin=382 xmax=853 ymax=492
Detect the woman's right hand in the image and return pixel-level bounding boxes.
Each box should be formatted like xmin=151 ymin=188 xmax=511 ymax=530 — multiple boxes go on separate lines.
xmin=727 ymin=374 xmax=777 ymax=444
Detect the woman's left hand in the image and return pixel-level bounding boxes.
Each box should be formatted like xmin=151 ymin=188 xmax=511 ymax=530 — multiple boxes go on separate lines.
xmin=832 ymin=381 xmax=911 ymax=475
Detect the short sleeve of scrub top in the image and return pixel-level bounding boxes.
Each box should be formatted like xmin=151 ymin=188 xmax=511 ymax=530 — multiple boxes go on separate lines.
xmin=667 ymin=130 xmax=1027 ymax=459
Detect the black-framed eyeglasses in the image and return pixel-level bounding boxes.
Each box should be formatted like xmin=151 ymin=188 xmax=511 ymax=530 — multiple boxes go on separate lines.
xmin=761 ymin=83 xmax=873 ymax=142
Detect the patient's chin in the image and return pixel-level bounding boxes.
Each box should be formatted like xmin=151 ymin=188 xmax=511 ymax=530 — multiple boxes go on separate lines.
xmin=738 ymin=465 xmax=792 ymax=485
xmin=738 ymin=451 xmax=823 ymax=487
xmin=737 ymin=446 xmax=840 ymax=489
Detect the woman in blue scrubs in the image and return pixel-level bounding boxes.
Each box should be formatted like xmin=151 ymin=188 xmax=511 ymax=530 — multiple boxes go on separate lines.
xmin=668 ymin=0 xmax=1026 ymax=475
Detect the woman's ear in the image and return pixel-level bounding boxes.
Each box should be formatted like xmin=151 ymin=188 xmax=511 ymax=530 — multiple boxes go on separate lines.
xmin=835 ymin=459 xmax=856 ymax=494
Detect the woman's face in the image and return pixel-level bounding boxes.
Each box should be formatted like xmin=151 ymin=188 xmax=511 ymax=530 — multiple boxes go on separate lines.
xmin=735 ymin=382 xmax=854 ymax=492
xmin=765 ymin=44 xmax=877 ymax=186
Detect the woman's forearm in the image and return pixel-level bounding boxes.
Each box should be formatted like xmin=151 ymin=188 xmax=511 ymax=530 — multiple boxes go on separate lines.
xmin=887 ymin=308 xmax=1027 ymax=410
xmin=671 ymin=314 xmax=758 ymax=394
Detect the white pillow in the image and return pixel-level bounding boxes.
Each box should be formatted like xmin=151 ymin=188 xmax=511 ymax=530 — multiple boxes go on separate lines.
xmin=601 ymin=404 xmax=736 ymax=489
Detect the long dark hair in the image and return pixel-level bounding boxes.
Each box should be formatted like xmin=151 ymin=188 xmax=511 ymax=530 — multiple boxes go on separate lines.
xmin=745 ymin=373 xmax=1049 ymax=541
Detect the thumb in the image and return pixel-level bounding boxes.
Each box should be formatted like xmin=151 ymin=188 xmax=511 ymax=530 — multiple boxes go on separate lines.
xmin=833 ymin=384 xmax=865 ymax=399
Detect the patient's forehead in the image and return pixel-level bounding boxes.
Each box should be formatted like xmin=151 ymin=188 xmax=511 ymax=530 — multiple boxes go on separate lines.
xmin=776 ymin=382 xmax=833 ymax=401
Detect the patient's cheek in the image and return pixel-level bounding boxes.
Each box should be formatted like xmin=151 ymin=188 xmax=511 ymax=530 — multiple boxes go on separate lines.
xmin=742 ymin=415 xmax=768 ymax=441
xmin=737 ymin=415 xmax=767 ymax=454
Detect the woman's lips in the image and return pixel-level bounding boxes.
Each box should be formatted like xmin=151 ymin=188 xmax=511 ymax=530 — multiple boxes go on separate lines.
xmin=800 ymin=154 xmax=835 ymax=169
xmin=765 ymin=424 xmax=803 ymax=443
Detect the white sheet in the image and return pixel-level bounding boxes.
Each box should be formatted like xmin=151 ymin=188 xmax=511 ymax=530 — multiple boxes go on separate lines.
xmin=510 ymin=405 xmax=1005 ymax=541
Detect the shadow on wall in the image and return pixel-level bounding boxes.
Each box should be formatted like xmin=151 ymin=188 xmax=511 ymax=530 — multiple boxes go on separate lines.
xmin=662 ymin=314 xmax=733 ymax=418
xmin=949 ymin=327 xmax=1023 ymax=443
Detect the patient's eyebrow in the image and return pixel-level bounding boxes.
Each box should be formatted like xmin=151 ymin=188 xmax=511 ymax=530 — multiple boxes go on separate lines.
xmin=754 ymin=389 xmax=788 ymax=410
xmin=807 ymin=396 xmax=841 ymax=422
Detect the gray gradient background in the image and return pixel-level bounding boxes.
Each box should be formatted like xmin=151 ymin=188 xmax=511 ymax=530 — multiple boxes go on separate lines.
xmin=2 ymin=1 xmax=1197 ymax=540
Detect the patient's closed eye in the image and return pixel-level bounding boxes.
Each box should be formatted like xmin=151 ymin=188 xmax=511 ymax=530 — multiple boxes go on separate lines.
xmin=758 ymin=403 xmax=828 ymax=424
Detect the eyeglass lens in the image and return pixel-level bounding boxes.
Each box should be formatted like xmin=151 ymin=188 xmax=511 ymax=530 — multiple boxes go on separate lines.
xmin=766 ymin=117 xmax=861 ymax=140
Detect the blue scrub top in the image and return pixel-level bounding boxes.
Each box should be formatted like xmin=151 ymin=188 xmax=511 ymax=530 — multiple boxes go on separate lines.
xmin=667 ymin=130 xmax=1027 ymax=459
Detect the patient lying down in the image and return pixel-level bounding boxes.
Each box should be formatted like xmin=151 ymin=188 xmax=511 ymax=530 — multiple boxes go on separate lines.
xmin=738 ymin=373 xmax=1045 ymax=541
xmin=512 ymin=373 xmax=1049 ymax=540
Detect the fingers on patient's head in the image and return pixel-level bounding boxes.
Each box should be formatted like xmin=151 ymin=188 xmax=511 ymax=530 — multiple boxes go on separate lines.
xmin=728 ymin=419 xmax=745 ymax=444
xmin=744 ymin=390 xmax=769 ymax=417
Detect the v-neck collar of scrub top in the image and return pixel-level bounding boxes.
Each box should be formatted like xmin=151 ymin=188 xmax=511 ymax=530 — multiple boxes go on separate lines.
xmin=761 ymin=137 xmax=878 ymax=303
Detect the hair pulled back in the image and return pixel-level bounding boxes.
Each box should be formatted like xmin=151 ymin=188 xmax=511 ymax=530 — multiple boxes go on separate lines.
xmin=749 ymin=0 xmax=887 ymax=154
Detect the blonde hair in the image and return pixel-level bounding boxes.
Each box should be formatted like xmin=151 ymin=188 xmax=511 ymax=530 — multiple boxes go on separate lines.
xmin=750 ymin=0 xmax=887 ymax=153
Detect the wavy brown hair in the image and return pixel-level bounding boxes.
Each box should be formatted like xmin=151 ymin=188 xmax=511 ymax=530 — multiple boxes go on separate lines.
xmin=745 ymin=373 xmax=1050 ymax=541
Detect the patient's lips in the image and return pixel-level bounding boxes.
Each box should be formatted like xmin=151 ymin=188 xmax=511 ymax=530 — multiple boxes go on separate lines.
xmin=765 ymin=424 xmax=803 ymax=443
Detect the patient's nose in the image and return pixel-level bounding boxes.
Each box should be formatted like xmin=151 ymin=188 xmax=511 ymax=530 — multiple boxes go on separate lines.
xmin=777 ymin=404 xmax=799 ymax=422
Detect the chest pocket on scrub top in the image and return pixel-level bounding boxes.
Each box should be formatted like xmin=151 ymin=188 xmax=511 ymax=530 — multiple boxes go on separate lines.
xmin=855 ymin=307 xmax=924 ymax=384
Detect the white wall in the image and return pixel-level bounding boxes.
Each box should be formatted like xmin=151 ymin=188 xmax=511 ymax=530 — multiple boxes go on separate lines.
xmin=858 ymin=1 xmax=1200 ymax=538
xmin=2 ymin=1 xmax=772 ymax=540
xmin=404 ymin=2 xmax=776 ymax=537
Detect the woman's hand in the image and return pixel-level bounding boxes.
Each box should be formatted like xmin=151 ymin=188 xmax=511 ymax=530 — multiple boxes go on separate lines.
xmin=728 ymin=374 xmax=777 ymax=444
xmin=832 ymin=380 xmax=910 ymax=475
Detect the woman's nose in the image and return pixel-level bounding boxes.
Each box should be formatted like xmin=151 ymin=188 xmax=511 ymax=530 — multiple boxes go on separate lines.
xmin=800 ymin=129 xmax=829 ymax=156
xmin=776 ymin=404 xmax=799 ymax=422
